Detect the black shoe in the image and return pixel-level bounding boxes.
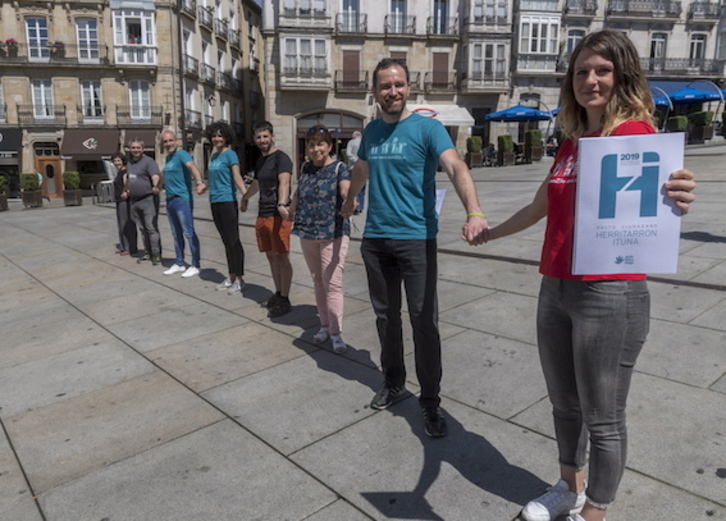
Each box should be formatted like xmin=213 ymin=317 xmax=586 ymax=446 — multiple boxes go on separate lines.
xmin=265 ymin=291 xmax=281 ymax=309
xmin=136 ymin=253 xmax=150 ymax=264
xmin=422 ymin=407 xmax=447 ymax=438
xmin=267 ymin=297 xmax=291 ymax=318
xmin=370 ymin=385 xmax=408 ymax=410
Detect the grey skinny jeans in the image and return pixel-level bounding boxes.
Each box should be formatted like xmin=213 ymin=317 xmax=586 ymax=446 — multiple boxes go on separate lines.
xmin=536 ymin=276 xmax=650 ymax=508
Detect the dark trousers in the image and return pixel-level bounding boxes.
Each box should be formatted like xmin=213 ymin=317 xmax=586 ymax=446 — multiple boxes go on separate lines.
xmin=211 ymin=201 xmax=245 ymax=277
xmin=130 ymin=195 xmax=161 ymax=257
xmin=115 ymin=199 xmax=137 ymax=253
xmin=361 ymin=238 xmax=441 ymax=408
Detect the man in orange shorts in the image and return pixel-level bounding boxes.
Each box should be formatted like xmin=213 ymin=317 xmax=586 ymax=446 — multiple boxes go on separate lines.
xmin=240 ymin=121 xmax=294 ymax=317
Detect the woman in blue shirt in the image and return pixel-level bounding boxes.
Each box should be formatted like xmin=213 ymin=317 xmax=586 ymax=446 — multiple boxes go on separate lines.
xmin=290 ymin=126 xmax=351 ymax=353
xmin=207 ymin=121 xmax=247 ymax=295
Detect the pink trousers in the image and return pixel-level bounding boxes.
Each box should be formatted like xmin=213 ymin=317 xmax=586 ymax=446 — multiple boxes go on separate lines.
xmin=299 ymin=236 xmax=350 ymax=335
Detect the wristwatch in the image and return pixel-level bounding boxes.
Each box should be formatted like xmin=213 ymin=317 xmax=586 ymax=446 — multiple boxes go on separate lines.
xmin=196 ymin=180 xmax=204 ymax=185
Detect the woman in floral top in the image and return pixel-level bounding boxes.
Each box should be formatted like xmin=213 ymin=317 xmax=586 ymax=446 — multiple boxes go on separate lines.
xmin=290 ymin=126 xmax=351 ymax=353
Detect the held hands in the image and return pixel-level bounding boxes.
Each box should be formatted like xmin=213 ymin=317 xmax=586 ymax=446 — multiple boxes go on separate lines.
xmin=665 ymin=169 xmax=696 ymax=215
xmin=195 ymin=182 xmax=207 ymax=196
xmin=277 ymin=205 xmax=292 ymax=221
xmin=239 ymin=198 xmax=248 ymax=212
xmin=461 ymin=215 xmax=489 ymax=245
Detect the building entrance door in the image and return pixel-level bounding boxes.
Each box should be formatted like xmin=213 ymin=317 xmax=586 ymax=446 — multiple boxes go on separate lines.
xmin=35 ymin=158 xmax=62 ymax=198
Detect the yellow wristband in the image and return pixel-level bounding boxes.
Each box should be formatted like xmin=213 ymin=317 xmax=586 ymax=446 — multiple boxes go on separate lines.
xmin=467 ymin=212 xmax=486 ymax=218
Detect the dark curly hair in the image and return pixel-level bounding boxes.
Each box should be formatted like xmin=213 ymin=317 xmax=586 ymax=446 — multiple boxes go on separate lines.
xmin=206 ymin=121 xmax=235 ymax=145
xmin=110 ymin=152 xmax=127 ymax=165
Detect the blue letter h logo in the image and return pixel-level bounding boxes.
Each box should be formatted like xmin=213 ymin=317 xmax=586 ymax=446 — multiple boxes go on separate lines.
xmin=598 ymin=152 xmax=659 ymax=219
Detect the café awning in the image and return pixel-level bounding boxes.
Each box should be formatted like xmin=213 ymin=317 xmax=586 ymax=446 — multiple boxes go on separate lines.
xmin=61 ymin=129 xmax=121 ymax=158
xmin=124 ymin=129 xmax=157 ymax=152
xmin=0 ymin=128 xmax=21 ymax=158
xmin=408 ymin=104 xmax=475 ymax=126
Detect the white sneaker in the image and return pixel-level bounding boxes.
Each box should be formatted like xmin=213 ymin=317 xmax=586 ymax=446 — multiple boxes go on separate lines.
xmin=181 ymin=266 xmax=200 ymax=278
xmin=163 ymin=264 xmax=186 ymax=276
xmin=313 ymin=327 xmax=329 ymax=343
xmin=228 ymin=280 xmax=244 ymax=295
xmin=521 ymin=479 xmax=586 ymax=521
xmin=566 ymin=515 xmax=605 ymax=521
xmin=216 ymin=278 xmax=232 ymax=291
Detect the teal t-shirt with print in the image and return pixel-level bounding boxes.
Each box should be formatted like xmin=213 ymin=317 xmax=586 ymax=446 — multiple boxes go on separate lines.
xmin=358 ymin=112 xmax=453 ymax=239
xmin=208 ymin=149 xmax=239 ymax=203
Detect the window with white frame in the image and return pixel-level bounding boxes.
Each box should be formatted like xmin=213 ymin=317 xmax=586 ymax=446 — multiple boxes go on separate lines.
xmin=432 ymin=0 xmax=449 ymax=34
xmin=690 ymin=34 xmax=706 ymax=61
xmin=284 ymin=0 xmax=325 ymax=16
xmin=76 ymin=18 xmax=99 ymax=62
xmin=185 ymin=81 xmax=196 ymax=111
xmin=284 ymin=37 xmax=327 ymax=76
xmin=471 ymin=42 xmax=506 ymax=78
xmin=26 ymin=17 xmax=50 ymax=60
xmin=129 ymin=80 xmax=150 ymax=119
xmin=650 ymin=33 xmax=667 ymax=58
xmin=390 ymin=0 xmax=407 ymax=32
xmin=519 ymin=16 xmax=559 ymax=54
xmin=567 ymin=30 xmax=585 ymax=54
xmin=32 ymin=80 xmax=54 ymax=118
xmin=113 ymin=9 xmax=156 ymax=64
xmin=81 ymin=80 xmax=103 ymax=118
xmin=474 ymin=0 xmax=506 ymax=22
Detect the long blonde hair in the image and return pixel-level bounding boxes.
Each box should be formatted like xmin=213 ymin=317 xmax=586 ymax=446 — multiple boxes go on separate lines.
xmin=559 ymin=30 xmax=654 ymax=141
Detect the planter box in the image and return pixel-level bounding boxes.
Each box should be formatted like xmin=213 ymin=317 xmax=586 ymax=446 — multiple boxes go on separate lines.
xmin=690 ymin=125 xmax=713 ymax=143
xmin=525 ymin=145 xmax=544 ymax=163
xmin=22 ymin=191 xmax=43 ymax=208
xmin=0 ymin=194 xmax=7 ymax=211
xmin=466 ymin=152 xmax=483 ymax=168
xmin=63 ymin=190 xmax=83 ymax=206
xmin=498 ymin=151 xmax=516 ymax=167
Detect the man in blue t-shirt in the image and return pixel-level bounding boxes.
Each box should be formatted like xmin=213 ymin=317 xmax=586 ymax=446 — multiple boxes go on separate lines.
xmin=341 ymin=58 xmax=489 ymax=438
xmin=160 ymin=131 xmax=206 ymax=278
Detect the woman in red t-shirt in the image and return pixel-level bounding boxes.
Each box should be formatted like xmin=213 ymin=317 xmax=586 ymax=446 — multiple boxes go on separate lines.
xmin=483 ymin=31 xmax=696 ymax=521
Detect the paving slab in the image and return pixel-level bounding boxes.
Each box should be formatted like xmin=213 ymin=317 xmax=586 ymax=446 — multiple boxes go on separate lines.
xmin=304 ymin=499 xmax=374 ymax=521
xmin=689 ymin=297 xmax=726 ymax=331
xmin=36 ymin=420 xmax=338 ymax=521
xmin=0 ymin=340 xmax=155 ymax=418
xmin=0 ymin=451 xmax=43 ymax=521
xmin=5 ymin=371 xmax=225 ymax=493
xmin=648 ymin=281 xmax=726 ymax=324
xmin=291 ymin=397 xmax=553 ymax=521
xmin=148 ymin=321 xmax=315 ymax=393
xmin=203 ymin=349 xmax=383 ymax=455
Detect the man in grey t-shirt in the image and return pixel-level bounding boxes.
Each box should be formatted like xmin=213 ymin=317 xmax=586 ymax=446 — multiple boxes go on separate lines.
xmin=122 ymin=138 xmax=162 ymax=264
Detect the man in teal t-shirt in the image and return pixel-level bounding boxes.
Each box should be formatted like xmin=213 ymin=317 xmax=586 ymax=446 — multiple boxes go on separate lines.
xmin=161 ymin=131 xmax=206 ymax=278
xmin=341 ymin=58 xmax=489 ymax=439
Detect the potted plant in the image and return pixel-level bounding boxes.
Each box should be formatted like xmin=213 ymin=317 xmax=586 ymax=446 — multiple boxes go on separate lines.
xmin=465 ymin=136 xmax=483 ymax=168
xmin=3 ymin=38 xmax=18 ymax=57
xmin=20 ymin=173 xmax=43 ymax=208
xmin=0 ymin=175 xmax=7 ymax=211
xmin=497 ymin=135 xmax=515 ymax=166
xmin=689 ymin=111 xmax=713 ymax=143
xmin=62 ymin=171 xmax=83 ymax=206
xmin=666 ymin=116 xmax=688 ymax=143
xmin=524 ymin=128 xmax=544 ymax=162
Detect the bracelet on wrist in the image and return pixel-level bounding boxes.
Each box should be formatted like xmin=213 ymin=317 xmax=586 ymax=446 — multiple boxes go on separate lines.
xmin=467 ymin=212 xmax=486 ymax=218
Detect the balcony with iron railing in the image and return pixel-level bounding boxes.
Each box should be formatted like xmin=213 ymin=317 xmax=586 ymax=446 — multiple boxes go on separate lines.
xmin=408 ymin=71 xmax=423 ymax=93
xmin=424 ymin=71 xmax=457 ymax=92
xmin=181 ymin=0 xmax=196 ymax=18
xmin=183 ymin=54 xmax=199 ymax=77
xmin=250 ymin=57 xmax=261 ymax=73
xmin=335 ymin=12 xmax=367 ymax=33
xmin=334 ymin=69 xmax=369 ymax=92
xmin=116 ymin=105 xmax=163 ymax=127
xmin=280 ymin=6 xmax=330 ymax=28
xmin=516 ymin=54 xmax=560 ymax=73
xmin=0 ymin=43 xmax=109 ymax=65
xmin=564 ymin=0 xmax=598 ymax=16
xmin=214 ymin=19 xmax=229 ymax=40
xmin=204 ymin=114 xmax=214 ymax=127
xmin=185 ymin=109 xmax=202 ymax=129
xmin=17 ymin=104 xmax=66 ymax=126
xmin=198 ymin=6 xmax=214 ymax=30
xmin=217 ymin=71 xmax=233 ymax=91
xmin=201 ymin=63 xmax=216 ymax=84
xmin=641 ymin=57 xmax=723 ymax=76
xmin=229 ymin=29 xmax=241 ymax=48
xmin=0 ymin=104 xmax=6 ymax=123
xmin=385 ymin=14 xmax=416 ymax=35
xmin=427 ymin=16 xmax=458 ymax=37
xmin=280 ymin=62 xmax=331 ymax=90
xmin=459 ymin=69 xmax=509 ymax=92
xmin=76 ymin=105 xmax=106 ymax=125
xmin=688 ymin=1 xmax=720 ymax=19
xmin=115 ymin=44 xmax=157 ymax=65
xmin=232 ymin=78 xmax=243 ymax=92
xmin=606 ymin=0 xmax=682 ymax=19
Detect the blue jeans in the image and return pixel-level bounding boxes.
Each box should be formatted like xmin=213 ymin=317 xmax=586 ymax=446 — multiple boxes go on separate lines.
xmin=361 ymin=238 xmax=441 ymax=408
xmin=167 ymin=196 xmax=200 ymax=267
xmin=537 ymin=276 xmax=650 ymax=507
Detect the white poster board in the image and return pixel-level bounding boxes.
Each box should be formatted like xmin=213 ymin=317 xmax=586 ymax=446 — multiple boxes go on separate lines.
xmin=573 ymin=133 xmax=684 ymax=275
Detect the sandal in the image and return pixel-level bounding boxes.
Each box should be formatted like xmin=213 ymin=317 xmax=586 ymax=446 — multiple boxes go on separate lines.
xmin=330 ymin=334 xmax=347 ymax=354
xmin=313 ymin=327 xmax=329 ymax=343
